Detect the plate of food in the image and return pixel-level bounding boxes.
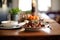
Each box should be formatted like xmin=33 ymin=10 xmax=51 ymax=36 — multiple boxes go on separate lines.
xmin=23 ymin=21 xmax=41 ymax=31
xmin=22 ymin=14 xmax=42 ymax=31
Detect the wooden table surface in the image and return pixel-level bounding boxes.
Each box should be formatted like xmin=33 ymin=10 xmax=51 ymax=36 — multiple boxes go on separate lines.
xmin=0 ymin=19 xmax=60 ymax=37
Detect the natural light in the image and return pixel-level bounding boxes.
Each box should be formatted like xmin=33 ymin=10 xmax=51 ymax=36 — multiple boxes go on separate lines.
xmin=19 ymin=0 xmax=32 ymax=11
xmin=38 ymin=0 xmax=51 ymax=11
xmin=19 ymin=0 xmax=51 ymax=11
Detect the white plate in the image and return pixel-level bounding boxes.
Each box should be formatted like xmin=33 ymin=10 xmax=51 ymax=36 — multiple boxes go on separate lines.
xmin=0 ymin=21 xmax=26 ymax=29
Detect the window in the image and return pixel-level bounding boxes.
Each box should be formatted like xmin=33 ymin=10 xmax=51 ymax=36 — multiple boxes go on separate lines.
xmin=7 ymin=0 xmax=12 ymax=8
xmin=18 ymin=0 xmax=51 ymax=11
xmin=19 ymin=0 xmax=32 ymax=11
xmin=0 ymin=0 xmax=12 ymax=8
xmin=38 ymin=0 xmax=51 ymax=11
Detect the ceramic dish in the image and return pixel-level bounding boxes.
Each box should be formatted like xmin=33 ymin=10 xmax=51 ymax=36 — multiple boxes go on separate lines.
xmin=0 ymin=21 xmax=26 ymax=29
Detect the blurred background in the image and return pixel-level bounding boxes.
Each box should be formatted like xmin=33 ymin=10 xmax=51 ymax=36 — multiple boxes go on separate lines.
xmin=0 ymin=0 xmax=60 ymax=24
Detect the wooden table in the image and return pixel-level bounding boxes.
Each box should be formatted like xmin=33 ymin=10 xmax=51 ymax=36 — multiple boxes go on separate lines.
xmin=0 ymin=19 xmax=60 ymax=36
xmin=0 ymin=19 xmax=60 ymax=40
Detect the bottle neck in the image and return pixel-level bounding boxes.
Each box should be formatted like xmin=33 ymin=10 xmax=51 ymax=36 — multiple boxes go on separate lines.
xmin=32 ymin=3 xmax=36 ymax=15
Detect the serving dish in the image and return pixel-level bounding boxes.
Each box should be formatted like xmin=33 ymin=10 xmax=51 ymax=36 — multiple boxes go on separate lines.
xmin=0 ymin=21 xmax=26 ymax=29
